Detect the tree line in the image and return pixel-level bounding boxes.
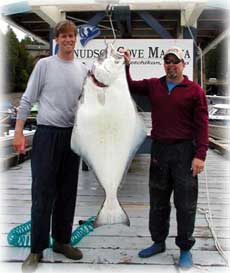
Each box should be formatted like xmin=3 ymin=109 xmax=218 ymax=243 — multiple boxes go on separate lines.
xmin=5 ymin=26 xmax=42 ymax=93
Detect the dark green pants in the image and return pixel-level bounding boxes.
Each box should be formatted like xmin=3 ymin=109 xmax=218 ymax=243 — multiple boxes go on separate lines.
xmin=149 ymin=140 xmax=198 ymax=250
xmin=31 ymin=125 xmax=80 ymax=253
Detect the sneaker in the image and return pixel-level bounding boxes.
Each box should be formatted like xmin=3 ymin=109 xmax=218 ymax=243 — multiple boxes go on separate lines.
xmin=21 ymin=253 xmax=43 ymax=273
xmin=53 ymin=241 xmax=83 ymax=260
xmin=178 ymin=250 xmax=193 ymax=269
xmin=138 ymin=242 xmax=166 ymax=258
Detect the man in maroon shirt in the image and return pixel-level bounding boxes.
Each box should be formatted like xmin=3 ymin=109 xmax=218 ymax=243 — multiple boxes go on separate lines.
xmin=123 ymin=47 xmax=208 ymax=269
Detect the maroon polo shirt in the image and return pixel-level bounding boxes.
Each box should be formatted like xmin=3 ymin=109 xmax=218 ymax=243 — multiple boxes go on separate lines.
xmin=126 ymin=66 xmax=208 ymax=161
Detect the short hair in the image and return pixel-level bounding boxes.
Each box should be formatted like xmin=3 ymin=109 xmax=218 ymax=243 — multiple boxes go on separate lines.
xmin=54 ymin=20 xmax=77 ymax=38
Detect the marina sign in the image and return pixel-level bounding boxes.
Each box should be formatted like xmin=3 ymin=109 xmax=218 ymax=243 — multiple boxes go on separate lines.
xmin=53 ymin=39 xmax=193 ymax=80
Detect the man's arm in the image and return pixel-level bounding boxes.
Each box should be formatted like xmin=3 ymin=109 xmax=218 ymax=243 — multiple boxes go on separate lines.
xmin=192 ymin=86 xmax=209 ymax=176
xmin=13 ymin=58 xmax=45 ymax=154
xmin=120 ymin=49 xmax=149 ymax=95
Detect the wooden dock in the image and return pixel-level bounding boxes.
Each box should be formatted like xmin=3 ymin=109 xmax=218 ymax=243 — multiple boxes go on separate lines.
xmin=0 ymin=148 xmax=229 ymax=272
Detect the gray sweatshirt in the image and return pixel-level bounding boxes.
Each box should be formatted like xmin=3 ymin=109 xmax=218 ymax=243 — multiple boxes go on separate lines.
xmin=17 ymin=55 xmax=89 ymax=127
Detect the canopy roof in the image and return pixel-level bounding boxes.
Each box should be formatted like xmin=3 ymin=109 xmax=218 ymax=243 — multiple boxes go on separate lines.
xmin=1 ymin=0 xmax=229 ymax=49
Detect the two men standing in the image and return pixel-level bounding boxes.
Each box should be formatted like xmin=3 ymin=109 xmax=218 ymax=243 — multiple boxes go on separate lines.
xmin=13 ymin=17 xmax=208 ymax=271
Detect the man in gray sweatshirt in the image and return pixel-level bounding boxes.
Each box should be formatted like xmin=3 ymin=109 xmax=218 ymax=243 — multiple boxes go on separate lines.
xmin=13 ymin=20 xmax=89 ymax=272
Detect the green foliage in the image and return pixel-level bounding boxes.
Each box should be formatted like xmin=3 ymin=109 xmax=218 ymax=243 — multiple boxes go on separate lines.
xmin=21 ymin=36 xmax=34 ymax=45
xmin=5 ymin=27 xmax=35 ymax=93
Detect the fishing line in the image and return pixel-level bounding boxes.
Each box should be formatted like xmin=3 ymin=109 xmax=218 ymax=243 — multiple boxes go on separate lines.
xmin=106 ymin=4 xmax=117 ymax=44
xmin=198 ymin=164 xmax=229 ymax=265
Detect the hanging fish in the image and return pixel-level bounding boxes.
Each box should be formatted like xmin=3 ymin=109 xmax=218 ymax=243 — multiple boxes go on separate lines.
xmin=71 ymin=44 xmax=147 ymax=228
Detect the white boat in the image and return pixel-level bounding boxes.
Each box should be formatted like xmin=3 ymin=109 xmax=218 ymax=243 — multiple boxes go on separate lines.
xmin=208 ymin=104 xmax=230 ymax=140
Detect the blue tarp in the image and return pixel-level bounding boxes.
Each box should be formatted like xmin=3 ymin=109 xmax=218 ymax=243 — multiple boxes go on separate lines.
xmin=1 ymin=1 xmax=31 ymax=16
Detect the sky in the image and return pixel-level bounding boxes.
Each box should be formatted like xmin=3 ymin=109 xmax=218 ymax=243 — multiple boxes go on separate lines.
xmin=0 ymin=0 xmax=29 ymax=40
xmin=0 ymin=18 xmax=26 ymax=41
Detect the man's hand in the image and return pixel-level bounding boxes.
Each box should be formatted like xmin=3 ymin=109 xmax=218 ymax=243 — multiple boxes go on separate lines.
xmin=13 ymin=119 xmax=27 ymax=154
xmin=13 ymin=131 xmax=27 ymax=154
xmin=191 ymin=158 xmax=205 ymax=177
xmin=118 ymin=48 xmax=131 ymax=66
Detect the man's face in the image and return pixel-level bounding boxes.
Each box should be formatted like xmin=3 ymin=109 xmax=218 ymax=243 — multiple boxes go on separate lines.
xmin=55 ymin=31 xmax=76 ymax=54
xmin=164 ymin=54 xmax=185 ymax=80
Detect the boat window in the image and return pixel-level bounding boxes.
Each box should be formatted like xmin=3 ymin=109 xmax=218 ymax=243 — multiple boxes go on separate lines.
xmin=214 ymin=109 xmax=230 ymax=115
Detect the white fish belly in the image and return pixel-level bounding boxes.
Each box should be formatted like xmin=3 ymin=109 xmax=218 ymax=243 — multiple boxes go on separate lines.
xmin=72 ymin=76 xmax=145 ymax=187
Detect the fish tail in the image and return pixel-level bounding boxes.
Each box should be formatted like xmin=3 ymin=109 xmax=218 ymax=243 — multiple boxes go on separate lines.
xmin=94 ymin=198 xmax=130 ymax=228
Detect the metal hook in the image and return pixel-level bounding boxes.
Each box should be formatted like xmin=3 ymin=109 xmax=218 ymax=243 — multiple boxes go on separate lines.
xmin=105 ymin=4 xmax=113 ymax=17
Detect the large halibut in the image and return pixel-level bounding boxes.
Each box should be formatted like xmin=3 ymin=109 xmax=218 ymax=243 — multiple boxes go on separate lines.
xmin=71 ymin=44 xmax=147 ymax=228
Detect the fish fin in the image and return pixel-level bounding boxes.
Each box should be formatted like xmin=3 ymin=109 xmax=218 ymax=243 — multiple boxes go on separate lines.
xmin=94 ymin=199 xmax=130 ymax=228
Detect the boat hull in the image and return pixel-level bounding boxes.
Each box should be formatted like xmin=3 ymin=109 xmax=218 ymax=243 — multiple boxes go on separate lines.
xmin=208 ymin=124 xmax=230 ymax=140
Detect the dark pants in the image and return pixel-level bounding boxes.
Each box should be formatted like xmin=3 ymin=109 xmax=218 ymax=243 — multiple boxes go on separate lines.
xmin=149 ymin=140 xmax=198 ymax=250
xmin=31 ymin=125 xmax=80 ymax=253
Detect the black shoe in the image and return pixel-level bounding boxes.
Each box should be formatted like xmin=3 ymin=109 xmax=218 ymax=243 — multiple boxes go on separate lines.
xmin=21 ymin=253 xmax=43 ymax=273
xmin=53 ymin=241 xmax=83 ymax=260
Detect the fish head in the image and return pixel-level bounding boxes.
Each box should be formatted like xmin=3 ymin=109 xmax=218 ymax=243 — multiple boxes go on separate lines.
xmin=92 ymin=44 xmax=125 ymax=86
